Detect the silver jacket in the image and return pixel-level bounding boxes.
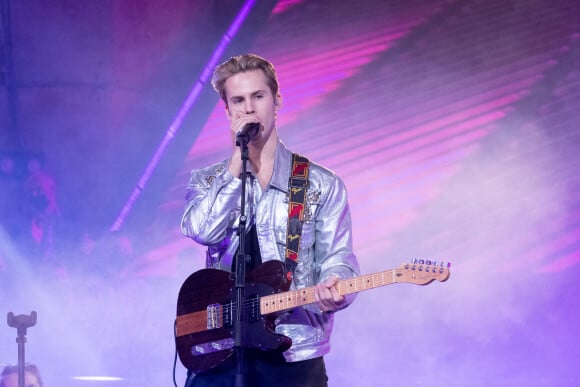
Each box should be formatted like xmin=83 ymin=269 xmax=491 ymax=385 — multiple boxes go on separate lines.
xmin=181 ymin=140 xmax=360 ymax=362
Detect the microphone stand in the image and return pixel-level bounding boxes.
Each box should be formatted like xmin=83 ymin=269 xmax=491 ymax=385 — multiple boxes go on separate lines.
xmin=7 ymin=311 xmax=37 ymax=387
xmin=233 ymin=131 xmax=252 ymax=387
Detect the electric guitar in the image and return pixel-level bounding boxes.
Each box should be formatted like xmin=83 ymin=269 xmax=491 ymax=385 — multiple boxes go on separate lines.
xmin=175 ymin=259 xmax=450 ymax=373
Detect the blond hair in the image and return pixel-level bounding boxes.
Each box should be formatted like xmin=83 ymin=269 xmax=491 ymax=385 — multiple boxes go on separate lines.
xmin=211 ymin=54 xmax=280 ymax=103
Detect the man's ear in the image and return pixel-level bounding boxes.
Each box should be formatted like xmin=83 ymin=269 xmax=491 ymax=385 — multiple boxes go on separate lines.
xmin=225 ymin=104 xmax=232 ymax=120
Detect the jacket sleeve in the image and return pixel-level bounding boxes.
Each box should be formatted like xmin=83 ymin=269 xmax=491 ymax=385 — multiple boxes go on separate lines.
xmin=313 ymin=172 xmax=360 ymax=308
xmin=180 ymin=163 xmax=241 ymax=245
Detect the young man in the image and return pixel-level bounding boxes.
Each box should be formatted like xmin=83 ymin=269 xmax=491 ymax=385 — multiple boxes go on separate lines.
xmin=181 ymin=54 xmax=360 ymax=386
xmin=0 ymin=364 xmax=43 ymax=387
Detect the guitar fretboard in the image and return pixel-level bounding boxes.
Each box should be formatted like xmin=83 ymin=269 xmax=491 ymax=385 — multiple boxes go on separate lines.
xmin=260 ymin=268 xmax=399 ymax=314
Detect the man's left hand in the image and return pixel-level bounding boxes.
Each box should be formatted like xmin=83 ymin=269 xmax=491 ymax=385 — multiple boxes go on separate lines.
xmin=314 ymin=276 xmax=345 ymax=313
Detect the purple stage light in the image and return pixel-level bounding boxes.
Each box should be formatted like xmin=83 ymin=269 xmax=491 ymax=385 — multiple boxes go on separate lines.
xmin=110 ymin=0 xmax=257 ymax=232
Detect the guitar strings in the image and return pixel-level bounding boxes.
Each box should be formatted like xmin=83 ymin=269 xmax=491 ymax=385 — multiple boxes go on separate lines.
xmin=219 ymin=270 xmax=397 ymax=314
xmin=216 ymin=266 xmax=441 ymax=315
xmin=220 ymin=291 xmax=300 ymax=314
xmin=219 ymin=298 xmax=261 ymax=318
xmin=220 ymin=276 xmax=371 ymax=314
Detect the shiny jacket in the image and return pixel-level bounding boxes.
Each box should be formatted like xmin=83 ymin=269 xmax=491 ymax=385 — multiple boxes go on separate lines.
xmin=181 ymin=139 xmax=360 ymax=362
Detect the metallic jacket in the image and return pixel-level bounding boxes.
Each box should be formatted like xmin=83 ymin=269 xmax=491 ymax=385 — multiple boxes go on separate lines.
xmin=181 ymin=139 xmax=360 ymax=362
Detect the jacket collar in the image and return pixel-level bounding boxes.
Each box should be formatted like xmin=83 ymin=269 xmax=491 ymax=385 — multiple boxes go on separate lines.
xmin=269 ymin=139 xmax=292 ymax=193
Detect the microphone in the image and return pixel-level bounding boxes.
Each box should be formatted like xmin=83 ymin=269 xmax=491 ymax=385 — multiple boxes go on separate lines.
xmin=236 ymin=122 xmax=260 ymax=145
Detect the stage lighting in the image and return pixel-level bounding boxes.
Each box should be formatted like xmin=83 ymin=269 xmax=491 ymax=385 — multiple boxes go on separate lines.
xmin=0 ymin=151 xmax=44 ymax=179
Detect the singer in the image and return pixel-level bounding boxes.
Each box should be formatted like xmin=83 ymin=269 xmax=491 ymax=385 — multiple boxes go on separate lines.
xmin=180 ymin=54 xmax=360 ymax=387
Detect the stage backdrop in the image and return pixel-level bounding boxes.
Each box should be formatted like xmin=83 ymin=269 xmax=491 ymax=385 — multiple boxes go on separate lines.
xmin=1 ymin=1 xmax=579 ymax=386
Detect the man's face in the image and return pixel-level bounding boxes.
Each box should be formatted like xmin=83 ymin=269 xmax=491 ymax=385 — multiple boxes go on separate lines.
xmin=224 ymin=69 xmax=280 ymax=142
xmin=1 ymin=371 xmax=40 ymax=387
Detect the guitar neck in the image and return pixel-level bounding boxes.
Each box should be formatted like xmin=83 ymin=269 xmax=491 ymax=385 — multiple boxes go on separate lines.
xmin=260 ymin=268 xmax=398 ymax=315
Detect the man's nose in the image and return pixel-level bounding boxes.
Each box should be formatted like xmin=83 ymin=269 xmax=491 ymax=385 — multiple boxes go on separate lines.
xmin=244 ymin=101 xmax=255 ymax=114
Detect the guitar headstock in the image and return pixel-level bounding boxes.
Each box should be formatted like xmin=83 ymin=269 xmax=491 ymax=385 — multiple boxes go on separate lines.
xmin=396 ymin=259 xmax=451 ymax=285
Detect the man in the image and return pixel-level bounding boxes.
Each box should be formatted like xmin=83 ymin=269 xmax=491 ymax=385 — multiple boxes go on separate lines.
xmin=0 ymin=364 xmax=43 ymax=387
xmin=181 ymin=54 xmax=360 ymax=386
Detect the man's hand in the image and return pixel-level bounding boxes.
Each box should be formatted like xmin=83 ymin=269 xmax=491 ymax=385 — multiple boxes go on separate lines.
xmin=314 ymin=276 xmax=346 ymax=313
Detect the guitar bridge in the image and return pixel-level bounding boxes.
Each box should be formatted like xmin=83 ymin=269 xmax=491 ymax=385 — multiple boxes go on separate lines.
xmin=206 ymin=303 xmax=223 ymax=329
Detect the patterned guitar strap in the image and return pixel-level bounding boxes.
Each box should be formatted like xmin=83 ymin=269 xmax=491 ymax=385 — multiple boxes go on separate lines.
xmin=285 ymin=153 xmax=310 ymax=282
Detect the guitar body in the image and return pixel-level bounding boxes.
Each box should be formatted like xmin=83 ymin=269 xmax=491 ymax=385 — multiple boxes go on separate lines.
xmin=176 ymin=260 xmax=293 ymax=373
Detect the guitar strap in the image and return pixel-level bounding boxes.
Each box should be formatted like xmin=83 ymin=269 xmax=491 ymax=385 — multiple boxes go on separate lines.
xmin=284 ymin=153 xmax=310 ymax=282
